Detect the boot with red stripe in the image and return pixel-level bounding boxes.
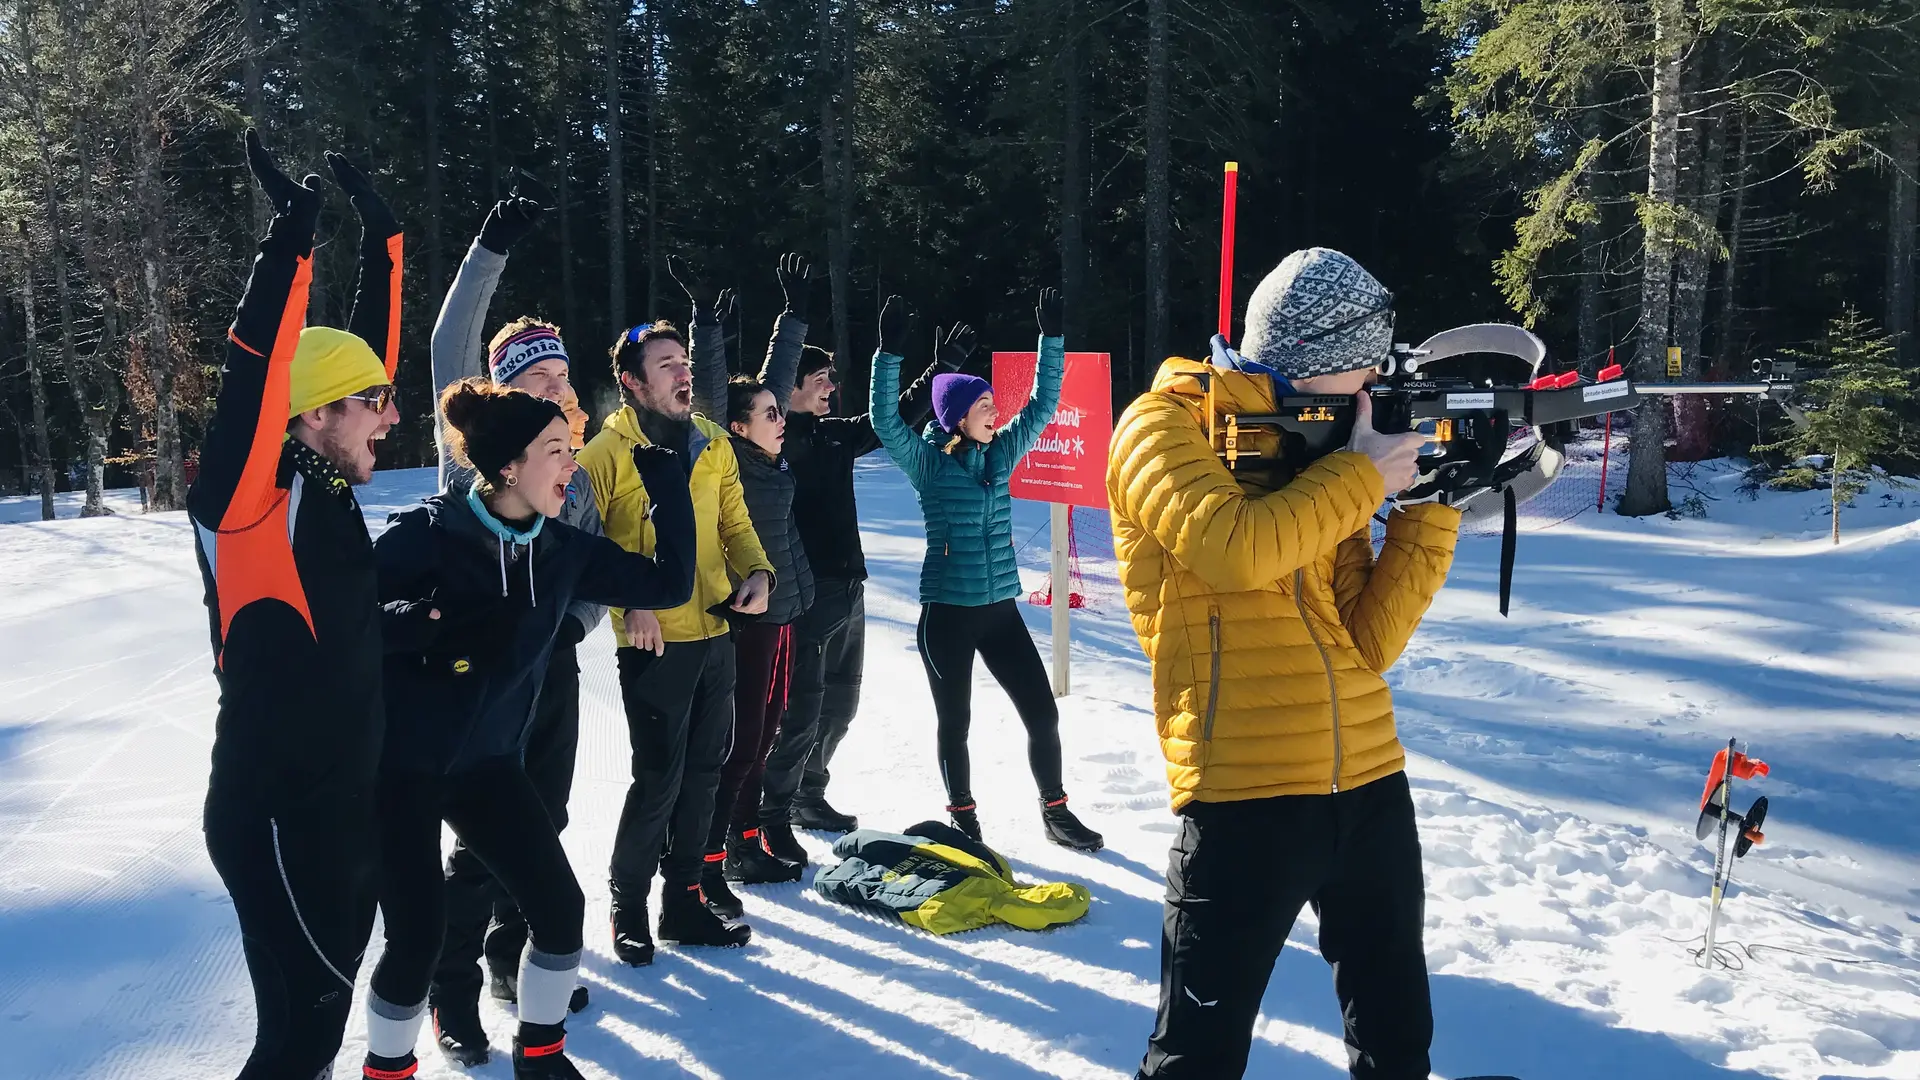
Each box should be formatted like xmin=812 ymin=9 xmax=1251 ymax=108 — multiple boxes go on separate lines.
xmin=657 ymin=882 xmax=752 ymax=948
xmin=362 ymin=1052 xmax=419 ymax=1080
xmin=1041 ymin=795 xmax=1103 ymax=852
xmin=947 ymin=802 xmax=982 ymax=843
xmin=724 ymin=826 xmax=803 ymax=885
xmin=512 ymin=1021 xmax=584 ymax=1079
xmin=701 ymin=850 xmax=744 ymax=919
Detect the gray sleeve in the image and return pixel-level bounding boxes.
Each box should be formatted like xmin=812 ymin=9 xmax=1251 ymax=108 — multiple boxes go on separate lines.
xmin=431 ymin=239 xmax=508 ymax=488
xmin=561 ymin=471 xmax=608 ymax=635
xmin=758 ymin=312 xmax=808 ymax=414
xmin=689 ymin=317 xmax=730 ymax=423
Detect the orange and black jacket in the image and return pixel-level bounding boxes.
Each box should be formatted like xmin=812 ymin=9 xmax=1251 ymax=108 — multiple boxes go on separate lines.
xmin=187 ymin=207 xmax=402 ymax=813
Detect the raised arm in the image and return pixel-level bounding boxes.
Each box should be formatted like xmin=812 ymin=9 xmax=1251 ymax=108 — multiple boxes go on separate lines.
xmin=867 ymin=296 xmax=942 ymax=488
xmin=671 ymin=255 xmax=734 ymax=421
xmin=995 ymin=289 xmax=1065 ymax=463
xmin=430 ymin=189 xmax=543 ymax=484
xmin=760 ymin=253 xmax=818 ymax=414
xmin=326 ymin=153 xmax=404 ymax=383
xmin=188 ymin=132 xmax=323 ymax=532
xmin=1107 ymin=393 xmax=1387 ymax=594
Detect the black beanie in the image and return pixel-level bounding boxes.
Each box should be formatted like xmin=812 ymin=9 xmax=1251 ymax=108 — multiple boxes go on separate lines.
xmin=441 ymin=380 xmax=566 ymax=485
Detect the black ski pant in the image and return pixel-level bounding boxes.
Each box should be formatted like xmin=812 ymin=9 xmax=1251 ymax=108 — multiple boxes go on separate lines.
xmin=608 ymin=636 xmax=736 ymax=892
xmin=431 ymin=642 xmax=580 ymax=1007
xmin=762 ymin=578 xmax=865 ymax=819
xmin=370 ymin=761 xmax=585 ymax=1011
xmin=916 ymin=598 xmax=1063 ymax=808
xmin=1137 ymin=772 xmax=1432 ymax=1080
xmin=204 ymin=787 xmax=377 ymax=1080
xmin=707 ymin=621 xmax=795 ymax=850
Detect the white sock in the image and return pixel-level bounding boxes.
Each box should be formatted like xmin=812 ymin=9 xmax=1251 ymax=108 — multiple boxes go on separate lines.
xmin=517 ymin=944 xmax=582 ymax=1026
xmin=366 ymin=993 xmax=427 ymax=1059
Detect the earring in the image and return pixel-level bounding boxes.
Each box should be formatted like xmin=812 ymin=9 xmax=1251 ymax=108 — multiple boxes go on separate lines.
xmin=505 ymin=474 xmax=518 ymax=488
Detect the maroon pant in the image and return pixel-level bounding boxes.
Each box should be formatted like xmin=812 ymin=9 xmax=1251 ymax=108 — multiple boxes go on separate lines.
xmin=706 ymin=621 xmax=796 ymax=850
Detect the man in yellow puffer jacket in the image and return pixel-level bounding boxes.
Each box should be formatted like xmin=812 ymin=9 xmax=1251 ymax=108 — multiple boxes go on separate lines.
xmin=578 ymin=318 xmax=775 ymax=960
xmin=1109 ymin=248 xmax=1457 ymax=1080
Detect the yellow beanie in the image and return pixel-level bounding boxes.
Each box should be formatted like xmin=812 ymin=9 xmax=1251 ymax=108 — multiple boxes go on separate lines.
xmin=287 ymin=326 xmax=389 ymax=419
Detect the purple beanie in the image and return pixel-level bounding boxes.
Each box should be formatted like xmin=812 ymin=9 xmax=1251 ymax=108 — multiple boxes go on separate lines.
xmin=932 ymin=373 xmax=992 ymax=432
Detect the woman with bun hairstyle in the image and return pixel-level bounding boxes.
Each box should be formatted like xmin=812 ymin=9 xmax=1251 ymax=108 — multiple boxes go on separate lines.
xmin=364 ymin=378 xmax=695 ymax=1079
xmin=868 ymin=288 xmax=1103 ymax=852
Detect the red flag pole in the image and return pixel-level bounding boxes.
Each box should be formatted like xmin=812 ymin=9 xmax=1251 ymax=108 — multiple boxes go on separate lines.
xmin=1218 ymin=161 xmax=1239 ymax=340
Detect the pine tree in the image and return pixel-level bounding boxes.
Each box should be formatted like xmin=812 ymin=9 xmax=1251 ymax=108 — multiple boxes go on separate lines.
xmin=1759 ymin=307 xmax=1914 ymax=544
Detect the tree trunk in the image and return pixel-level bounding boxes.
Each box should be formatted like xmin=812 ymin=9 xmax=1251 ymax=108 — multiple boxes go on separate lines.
xmin=1618 ymin=0 xmax=1691 ymax=517
xmin=605 ymin=0 xmax=627 ymax=336
xmin=238 ymin=0 xmax=268 ymax=232
xmin=16 ymin=227 xmax=56 ymax=520
xmin=422 ymin=2 xmax=446 ymax=300
xmin=1670 ymin=58 xmax=1725 ymax=462
xmin=296 ymin=0 xmax=325 ymax=324
xmin=483 ymin=0 xmax=500 ymax=204
xmin=819 ymin=0 xmax=855 ymax=404
xmin=1060 ymin=2 xmax=1087 ymax=344
xmin=1714 ymin=112 xmax=1749 ymax=378
xmin=1886 ymin=122 xmax=1917 ymax=363
xmin=132 ymin=6 xmax=184 ymax=511
xmin=1143 ymin=0 xmax=1171 ymax=393
xmin=645 ymin=1 xmax=659 ymax=317
xmin=838 ymin=2 xmax=857 ymax=388
xmin=1576 ymin=107 xmax=1608 ymax=376
xmin=553 ymin=5 xmax=578 ymax=347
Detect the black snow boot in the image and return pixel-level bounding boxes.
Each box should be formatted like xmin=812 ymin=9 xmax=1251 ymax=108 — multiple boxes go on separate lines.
xmin=657 ymin=883 xmax=752 ymax=948
xmin=948 ymin=803 xmax=983 ymax=843
xmin=725 ymin=827 xmax=804 ymax=885
xmin=431 ymin=998 xmax=491 ymax=1067
xmin=1041 ymin=797 xmax=1104 ymax=852
xmin=512 ymin=1021 xmax=585 ymax=1079
xmin=791 ymin=796 xmax=858 ymax=833
xmin=702 ymin=854 xmax=745 ymax=919
xmin=363 ymin=1051 xmax=419 ymax=1079
xmin=760 ymin=820 xmax=809 ymax=866
xmin=608 ymin=880 xmax=654 ymax=967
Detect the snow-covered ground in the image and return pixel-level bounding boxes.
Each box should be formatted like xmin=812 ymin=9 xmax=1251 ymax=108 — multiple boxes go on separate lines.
xmin=1 ymin=458 xmax=1915 ymax=1080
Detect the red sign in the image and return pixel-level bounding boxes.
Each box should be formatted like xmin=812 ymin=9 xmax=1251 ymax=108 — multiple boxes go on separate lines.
xmin=991 ymin=351 xmax=1113 ymax=510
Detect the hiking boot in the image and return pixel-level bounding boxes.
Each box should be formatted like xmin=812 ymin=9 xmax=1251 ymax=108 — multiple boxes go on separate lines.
xmin=701 ymin=854 xmax=745 ymax=919
xmin=1041 ymin=797 xmax=1104 ymax=852
xmin=790 ymin=797 xmax=858 ymax=833
xmin=363 ymin=1051 xmax=420 ymax=1079
xmin=512 ymin=1021 xmax=584 ymax=1079
xmin=948 ymin=803 xmax=983 ymax=843
xmin=432 ymin=1000 xmax=490 ymax=1067
xmin=657 ymin=883 xmax=752 ymax=948
xmin=608 ymin=880 xmax=654 ymax=967
xmin=724 ymin=828 xmax=804 ymax=885
xmin=760 ymin=820 xmax=809 ymax=866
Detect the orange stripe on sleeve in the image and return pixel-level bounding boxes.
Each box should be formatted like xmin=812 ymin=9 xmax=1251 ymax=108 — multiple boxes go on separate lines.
xmin=227 ymin=328 xmax=268 ymax=358
xmin=384 ymin=233 xmax=404 ymax=381
xmin=224 ymin=254 xmax=313 ymax=529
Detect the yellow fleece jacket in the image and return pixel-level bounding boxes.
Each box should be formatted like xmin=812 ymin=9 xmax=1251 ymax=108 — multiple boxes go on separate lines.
xmin=578 ymin=405 xmax=775 ymax=644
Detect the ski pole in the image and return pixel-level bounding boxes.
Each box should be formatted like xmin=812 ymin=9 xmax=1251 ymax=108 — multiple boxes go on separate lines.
xmin=1702 ymin=737 xmax=1737 ymax=968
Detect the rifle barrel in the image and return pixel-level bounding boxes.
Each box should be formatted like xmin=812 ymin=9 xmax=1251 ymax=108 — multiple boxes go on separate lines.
xmin=1632 ymin=382 xmax=1784 ymax=396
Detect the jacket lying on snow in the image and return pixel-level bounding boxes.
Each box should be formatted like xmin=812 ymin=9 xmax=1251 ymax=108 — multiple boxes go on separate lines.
xmin=814 ymin=820 xmax=1090 ymax=934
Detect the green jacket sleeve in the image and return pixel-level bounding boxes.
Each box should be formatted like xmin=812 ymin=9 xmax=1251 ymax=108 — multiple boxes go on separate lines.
xmin=994 ymin=335 xmax=1065 ymax=468
xmin=869 ymin=348 xmax=941 ymax=490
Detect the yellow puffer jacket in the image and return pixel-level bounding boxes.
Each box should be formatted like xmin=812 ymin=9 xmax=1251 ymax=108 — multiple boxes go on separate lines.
xmin=1106 ymin=358 xmax=1461 ymax=810
xmin=578 ymin=405 xmax=775 ymax=645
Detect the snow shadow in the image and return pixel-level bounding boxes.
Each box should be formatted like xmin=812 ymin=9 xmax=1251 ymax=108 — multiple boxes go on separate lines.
xmin=568 ymin=862 xmax=1771 ymax=1079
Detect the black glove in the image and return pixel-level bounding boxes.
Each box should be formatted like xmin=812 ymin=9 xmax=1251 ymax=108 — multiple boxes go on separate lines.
xmin=632 ymin=442 xmax=688 ymax=483
xmin=668 ymin=255 xmax=732 ymax=327
xmin=878 ymin=295 xmax=915 ymax=356
xmin=935 ymin=323 xmax=977 ymax=373
xmin=323 ymin=151 xmax=400 ymax=239
xmin=1036 ymin=287 xmax=1064 ymax=338
xmin=476 ymin=175 xmax=550 ymax=255
xmin=778 ymin=252 xmax=820 ymax=323
xmin=245 ymin=130 xmax=324 ymax=237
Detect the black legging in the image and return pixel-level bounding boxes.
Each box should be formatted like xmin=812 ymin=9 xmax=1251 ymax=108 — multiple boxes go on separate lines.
xmin=371 ymin=759 xmax=584 ymax=1014
xmin=917 ymin=599 xmax=1064 ymax=808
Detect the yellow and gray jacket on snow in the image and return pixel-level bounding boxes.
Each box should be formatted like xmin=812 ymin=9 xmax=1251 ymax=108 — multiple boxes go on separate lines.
xmin=1106 ymin=357 xmax=1462 ymax=811
xmin=814 ymin=821 xmax=1090 ymax=934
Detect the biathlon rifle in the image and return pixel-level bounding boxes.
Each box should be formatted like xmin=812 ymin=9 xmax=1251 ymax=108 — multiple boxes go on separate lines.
xmin=1200 ymin=325 xmax=1796 ymax=613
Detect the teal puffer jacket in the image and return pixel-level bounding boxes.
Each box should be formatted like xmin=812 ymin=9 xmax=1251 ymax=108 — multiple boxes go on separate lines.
xmin=871 ymin=336 xmax=1064 ymax=607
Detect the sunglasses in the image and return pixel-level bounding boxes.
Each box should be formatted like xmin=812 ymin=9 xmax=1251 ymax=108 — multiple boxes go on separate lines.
xmin=624 ymin=321 xmax=673 ymax=344
xmin=344 ymin=385 xmax=397 ymax=413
